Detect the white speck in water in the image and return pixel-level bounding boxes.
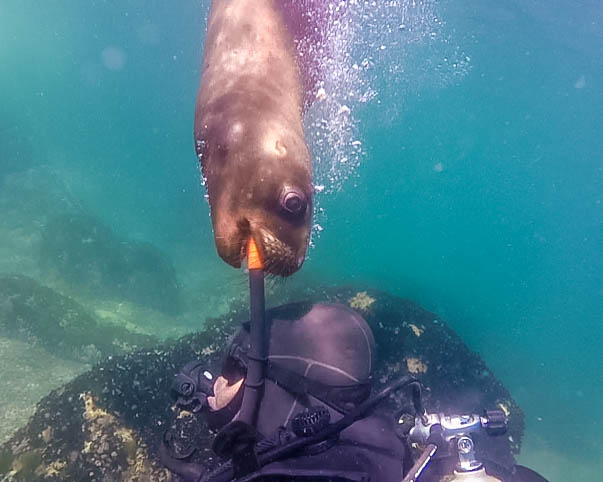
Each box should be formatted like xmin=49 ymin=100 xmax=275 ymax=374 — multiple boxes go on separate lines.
xmin=351 ymin=140 xmax=362 ymax=147
xmin=314 ymin=184 xmax=325 ymax=193
xmin=574 ymin=75 xmax=586 ymax=89
xmin=434 ymin=162 xmax=444 ymax=172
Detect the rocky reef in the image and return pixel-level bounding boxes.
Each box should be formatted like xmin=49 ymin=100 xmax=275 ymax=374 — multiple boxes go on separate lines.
xmin=39 ymin=213 xmax=182 ymax=316
xmin=0 ymin=274 xmax=157 ymax=364
xmin=0 ymin=169 xmax=185 ymax=320
xmin=0 ymin=286 xmax=524 ymax=481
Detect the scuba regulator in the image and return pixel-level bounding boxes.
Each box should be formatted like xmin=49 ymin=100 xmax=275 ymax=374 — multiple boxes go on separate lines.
xmin=400 ymin=409 xmax=547 ymax=482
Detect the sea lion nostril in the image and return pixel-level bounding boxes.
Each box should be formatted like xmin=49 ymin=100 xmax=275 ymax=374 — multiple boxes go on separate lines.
xmin=237 ymin=218 xmax=251 ymax=234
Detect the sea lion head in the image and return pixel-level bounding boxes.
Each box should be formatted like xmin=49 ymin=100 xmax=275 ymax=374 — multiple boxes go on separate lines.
xmin=196 ymin=107 xmax=313 ymax=277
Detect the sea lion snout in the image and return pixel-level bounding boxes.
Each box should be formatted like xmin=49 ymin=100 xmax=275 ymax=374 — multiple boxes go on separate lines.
xmin=212 ymin=189 xmax=311 ymax=276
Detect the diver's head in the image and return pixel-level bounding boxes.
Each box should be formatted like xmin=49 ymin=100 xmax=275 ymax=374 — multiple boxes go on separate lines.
xmin=207 ymin=303 xmax=375 ymax=431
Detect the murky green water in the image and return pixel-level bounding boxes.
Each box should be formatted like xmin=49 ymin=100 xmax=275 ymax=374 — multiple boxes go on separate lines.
xmin=1 ymin=1 xmax=601 ymax=480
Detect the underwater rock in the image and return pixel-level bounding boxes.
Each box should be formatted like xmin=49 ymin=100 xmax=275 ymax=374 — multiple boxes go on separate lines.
xmin=39 ymin=212 xmax=182 ymax=315
xmin=0 ymin=286 xmax=524 ymax=481
xmin=0 ymin=168 xmax=83 ymax=279
xmin=0 ymin=274 xmax=157 ymax=364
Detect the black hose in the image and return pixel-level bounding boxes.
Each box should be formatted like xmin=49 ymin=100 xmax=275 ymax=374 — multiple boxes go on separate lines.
xmin=249 ymin=375 xmax=421 ymax=473
xmin=204 ymin=376 xmax=421 ymax=482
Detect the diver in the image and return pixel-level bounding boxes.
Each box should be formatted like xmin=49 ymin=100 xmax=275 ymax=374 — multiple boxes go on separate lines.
xmin=160 ymin=300 xmax=548 ymax=482
xmin=162 ymin=301 xmax=413 ymax=481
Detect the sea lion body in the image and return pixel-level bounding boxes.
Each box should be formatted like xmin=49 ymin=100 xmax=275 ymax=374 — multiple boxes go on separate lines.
xmin=195 ymin=0 xmax=313 ymax=276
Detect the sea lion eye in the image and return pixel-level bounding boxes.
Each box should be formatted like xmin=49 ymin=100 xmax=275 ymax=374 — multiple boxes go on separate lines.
xmin=280 ymin=189 xmax=307 ymax=215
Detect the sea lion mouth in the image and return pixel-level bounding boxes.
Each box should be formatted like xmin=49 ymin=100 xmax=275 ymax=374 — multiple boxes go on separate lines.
xmin=257 ymin=228 xmax=302 ymax=277
xmin=234 ymin=226 xmax=302 ymax=277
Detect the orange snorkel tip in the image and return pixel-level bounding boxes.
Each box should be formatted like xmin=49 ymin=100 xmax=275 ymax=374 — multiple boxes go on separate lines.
xmin=247 ymin=237 xmax=263 ymax=271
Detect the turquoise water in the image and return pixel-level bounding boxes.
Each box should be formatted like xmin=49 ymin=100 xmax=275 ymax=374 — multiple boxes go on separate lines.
xmin=1 ymin=1 xmax=601 ymax=480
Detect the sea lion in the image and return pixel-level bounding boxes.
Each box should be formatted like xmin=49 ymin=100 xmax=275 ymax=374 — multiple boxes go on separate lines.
xmin=194 ymin=0 xmax=315 ymax=276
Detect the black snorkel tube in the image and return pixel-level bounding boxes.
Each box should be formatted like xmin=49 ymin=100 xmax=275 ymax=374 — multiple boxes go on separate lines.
xmin=208 ymin=238 xmax=269 ymax=476
xmin=237 ymin=238 xmax=267 ymax=428
xmin=160 ymin=238 xmax=269 ymax=480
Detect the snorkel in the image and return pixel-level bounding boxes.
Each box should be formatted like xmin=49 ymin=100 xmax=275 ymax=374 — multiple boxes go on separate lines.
xmin=238 ymin=237 xmax=267 ymax=429
xmin=208 ymin=238 xmax=268 ymax=476
xmin=161 ymin=238 xmax=269 ymax=478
